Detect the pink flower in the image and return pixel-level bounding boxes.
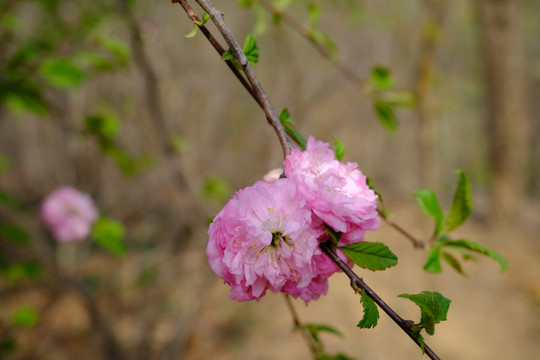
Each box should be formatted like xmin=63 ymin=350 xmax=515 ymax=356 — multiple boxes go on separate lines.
xmin=207 ymin=179 xmax=325 ymax=302
xmin=284 ymin=136 xmax=380 ymax=241
xmin=41 ymin=187 xmax=98 ymax=243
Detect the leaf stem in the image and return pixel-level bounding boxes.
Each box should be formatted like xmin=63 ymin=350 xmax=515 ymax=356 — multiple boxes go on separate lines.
xmin=379 ymin=209 xmax=427 ymax=249
xmin=283 ymin=295 xmax=320 ymax=359
xmin=319 ymin=241 xmax=441 ymax=360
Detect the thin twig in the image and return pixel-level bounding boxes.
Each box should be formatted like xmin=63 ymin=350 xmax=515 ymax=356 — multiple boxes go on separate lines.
xmin=379 ymin=209 xmax=427 ymax=249
xmin=257 ymin=0 xmax=369 ymax=93
xmin=283 ymin=295 xmax=320 ymax=359
xmin=174 ymin=0 xmax=261 ymax=105
xmin=192 ymin=0 xmax=293 ymax=157
xmin=319 ymin=242 xmax=441 ymax=360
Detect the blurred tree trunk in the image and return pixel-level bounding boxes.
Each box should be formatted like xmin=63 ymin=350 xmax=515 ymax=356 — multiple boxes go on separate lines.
xmin=415 ymin=0 xmax=447 ymax=188
xmin=477 ymin=0 xmax=530 ymax=221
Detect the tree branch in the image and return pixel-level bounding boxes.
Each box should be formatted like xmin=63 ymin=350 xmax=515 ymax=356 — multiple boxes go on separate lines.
xmin=319 ymin=241 xmax=440 ymax=360
xmin=175 ymin=0 xmax=293 ymax=157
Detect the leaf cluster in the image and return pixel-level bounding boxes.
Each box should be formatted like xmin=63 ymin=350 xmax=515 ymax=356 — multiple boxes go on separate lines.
xmin=414 ymin=170 xmax=507 ymax=274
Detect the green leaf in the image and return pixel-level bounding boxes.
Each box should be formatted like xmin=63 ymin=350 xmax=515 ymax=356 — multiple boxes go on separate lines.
xmin=307 ymin=29 xmax=338 ymax=59
xmin=398 ymin=291 xmax=451 ymax=336
xmin=303 ymin=323 xmax=343 ymax=344
xmin=253 ymin=4 xmax=268 ymax=36
xmin=279 ymin=107 xmax=307 ymax=150
xmin=307 ymin=4 xmax=322 ymax=28
xmin=423 ymin=246 xmax=442 ymax=273
xmin=1 ymin=261 xmax=43 ymax=284
xmin=238 ymin=0 xmax=254 ymax=8
xmin=339 ymin=242 xmax=398 ymax=271
xmin=412 ymin=189 xmax=443 ymax=235
xmin=442 ymin=239 xmax=507 ymax=273
xmin=323 ymin=224 xmax=341 ymax=245
xmin=0 ymin=224 xmax=30 ymax=244
xmin=441 ymin=252 xmax=464 ymax=275
xmin=369 ymin=66 xmax=395 ymax=91
xmin=170 ymin=135 xmax=190 ymax=153
xmin=441 ymin=170 xmax=472 ymax=233
xmin=39 ymin=58 xmax=85 ymax=89
xmin=85 ymin=113 xmax=121 ymax=139
xmin=12 ymin=307 xmax=39 ymax=328
xmin=383 ymin=90 xmax=417 ymax=108
xmin=201 ymin=174 xmax=232 ymax=204
xmin=96 ymin=37 xmax=131 ymax=66
xmin=357 ymin=289 xmax=379 ymax=329
xmin=365 ymin=176 xmax=384 ymax=203
xmin=185 ymin=24 xmax=198 ymax=38
xmin=221 ymin=49 xmax=234 ymax=61
xmin=332 ymin=136 xmax=345 ymax=161
xmin=92 ymin=218 xmax=126 ymax=256
xmin=373 ymin=99 xmax=397 ymax=133
xmin=243 ymin=34 xmax=259 ymax=65
xmin=3 ymin=90 xmax=49 ymax=116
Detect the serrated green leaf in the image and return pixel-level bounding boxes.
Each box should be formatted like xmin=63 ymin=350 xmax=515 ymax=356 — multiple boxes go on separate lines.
xmin=279 ymin=108 xmax=306 ymax=150
xmin=332 ymin=136 xmax=345 ymax=161
xmin=243 ymin=34 xmax=259 ymax=65
xmin=12 ymin=307 xmax=39 ymax=328
xmin=92 ymin=218 xmax=126 ymax=256
xmin=369 ymin=66 xmax=395 ymax=91
xmin=185 ymin=24 xmax=198 ymax=38
xmin=442 ymin=239 xmax=507 ymax=273
xmin=39 ymin=58 xmax=85 ymax=89
xmin=373 ymin=99 xmax=397 ymax=133
xmin=441 ymin=252 xmax=464 ymax=275
xmin=357 ymin=289 xmax=379 ymax=329
xmin=323 ymin=223 xmax=341 ymax=245
xmin=398 ymin=291 xmax=450 ymax=336
xmin=423 ymin=246 xmax=442 ymax=273
xmin=412 ymin=189 xmax=443 ymax=235
xmin=340 ymin=242 xmax=398 ymax=271
xmin=441 ymin=170 xmax=472 ymax=233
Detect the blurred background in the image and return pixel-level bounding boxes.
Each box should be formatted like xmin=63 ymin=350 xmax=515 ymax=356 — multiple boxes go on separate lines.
xmin=0 ymin=0 xmax=539 ymax=359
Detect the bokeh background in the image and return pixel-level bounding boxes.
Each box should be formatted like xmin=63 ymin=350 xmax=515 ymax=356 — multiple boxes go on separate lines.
xmin=1 ymin=0 xmax=539 ymax=359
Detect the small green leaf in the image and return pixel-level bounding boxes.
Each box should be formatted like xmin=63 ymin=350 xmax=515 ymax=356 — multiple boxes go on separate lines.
xmin=185 ymin=24 xmax=198 ymax=38
xmin=201 ymin=174 xmax=232 ymax=204
xmin=357 ymin=289 xmax=379 ymax=329
xmin=323 ymin=224 xmax=341 ymax=245
xmin=332 ymin=136 xmax=345 ymax=161
xmin=0 ymin=224 xmax=30 ymax=244
xmin=279 ymin=107 xmax=306 ymax=150
xmin=373 ymin=99 xmax=397 ymax=133
xmin=442 ymin=239 xmax=507 ymax=273
xmin=423 ymin=246 xmax=442 ymax=273
xmin=412 ymin=189 xmax=443 ymax=235
xmin=238 ymin=0 xmax=254 ymax=8
xmin=39 ymin=58 xmax=85 ymax=89
xmin=365 ymin=176 xmax=384 ymax=203
xmin=97 ymin=37 xmax=131 ymax=65
xmin=441 ymin=252 xmax=464 ymax=275
xmin=221 ymin=49 xmax=234 ymax=61
xmin=398 ymin=291 xmax=451 ymax=336
xmin=170 ymin=135 xmax=190 ymax=153
xmin=12 ymin=307 xmax=39 ymax=328
xmin=383 ymin=90 xmax=417 ymax=108
xmin=339 ymin=242 xmax=398 ymax=271
xmin=85 ymin=113 xmax=121 ymax=139
xmin=303 ymin=323 xmax=343 ymax=344
xmin=369 ymin=66 xmax=395 ymax=91
xmin=243 ymin=34 xmax=259 ymax=65
xmin=201 ymin=13 xmax=211 ymax=24
xmin=307 ymin=4 xmax=322 ymax=28
xmin=441 ymin=170 xmax=472 ymax=233
xmin=92 ymin=218 xmax=126 ymax=256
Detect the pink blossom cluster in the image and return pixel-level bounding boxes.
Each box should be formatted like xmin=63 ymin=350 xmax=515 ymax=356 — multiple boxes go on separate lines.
xmin=41 ymin=186 xmax=98 ymax=243
xmin=207 ymin=137 xmax=380 ymax=303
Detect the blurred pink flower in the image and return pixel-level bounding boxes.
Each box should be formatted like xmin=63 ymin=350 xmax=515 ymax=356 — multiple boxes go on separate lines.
xmin=207 ymin=179 xmax=326 ymax=302
xmin=284 ymin=136 xmax=380 ymax=240
xmin=41 ymin=187 xmax=98 ymax=242
xmin=262 ymin=168 xmax=283 ymax=182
